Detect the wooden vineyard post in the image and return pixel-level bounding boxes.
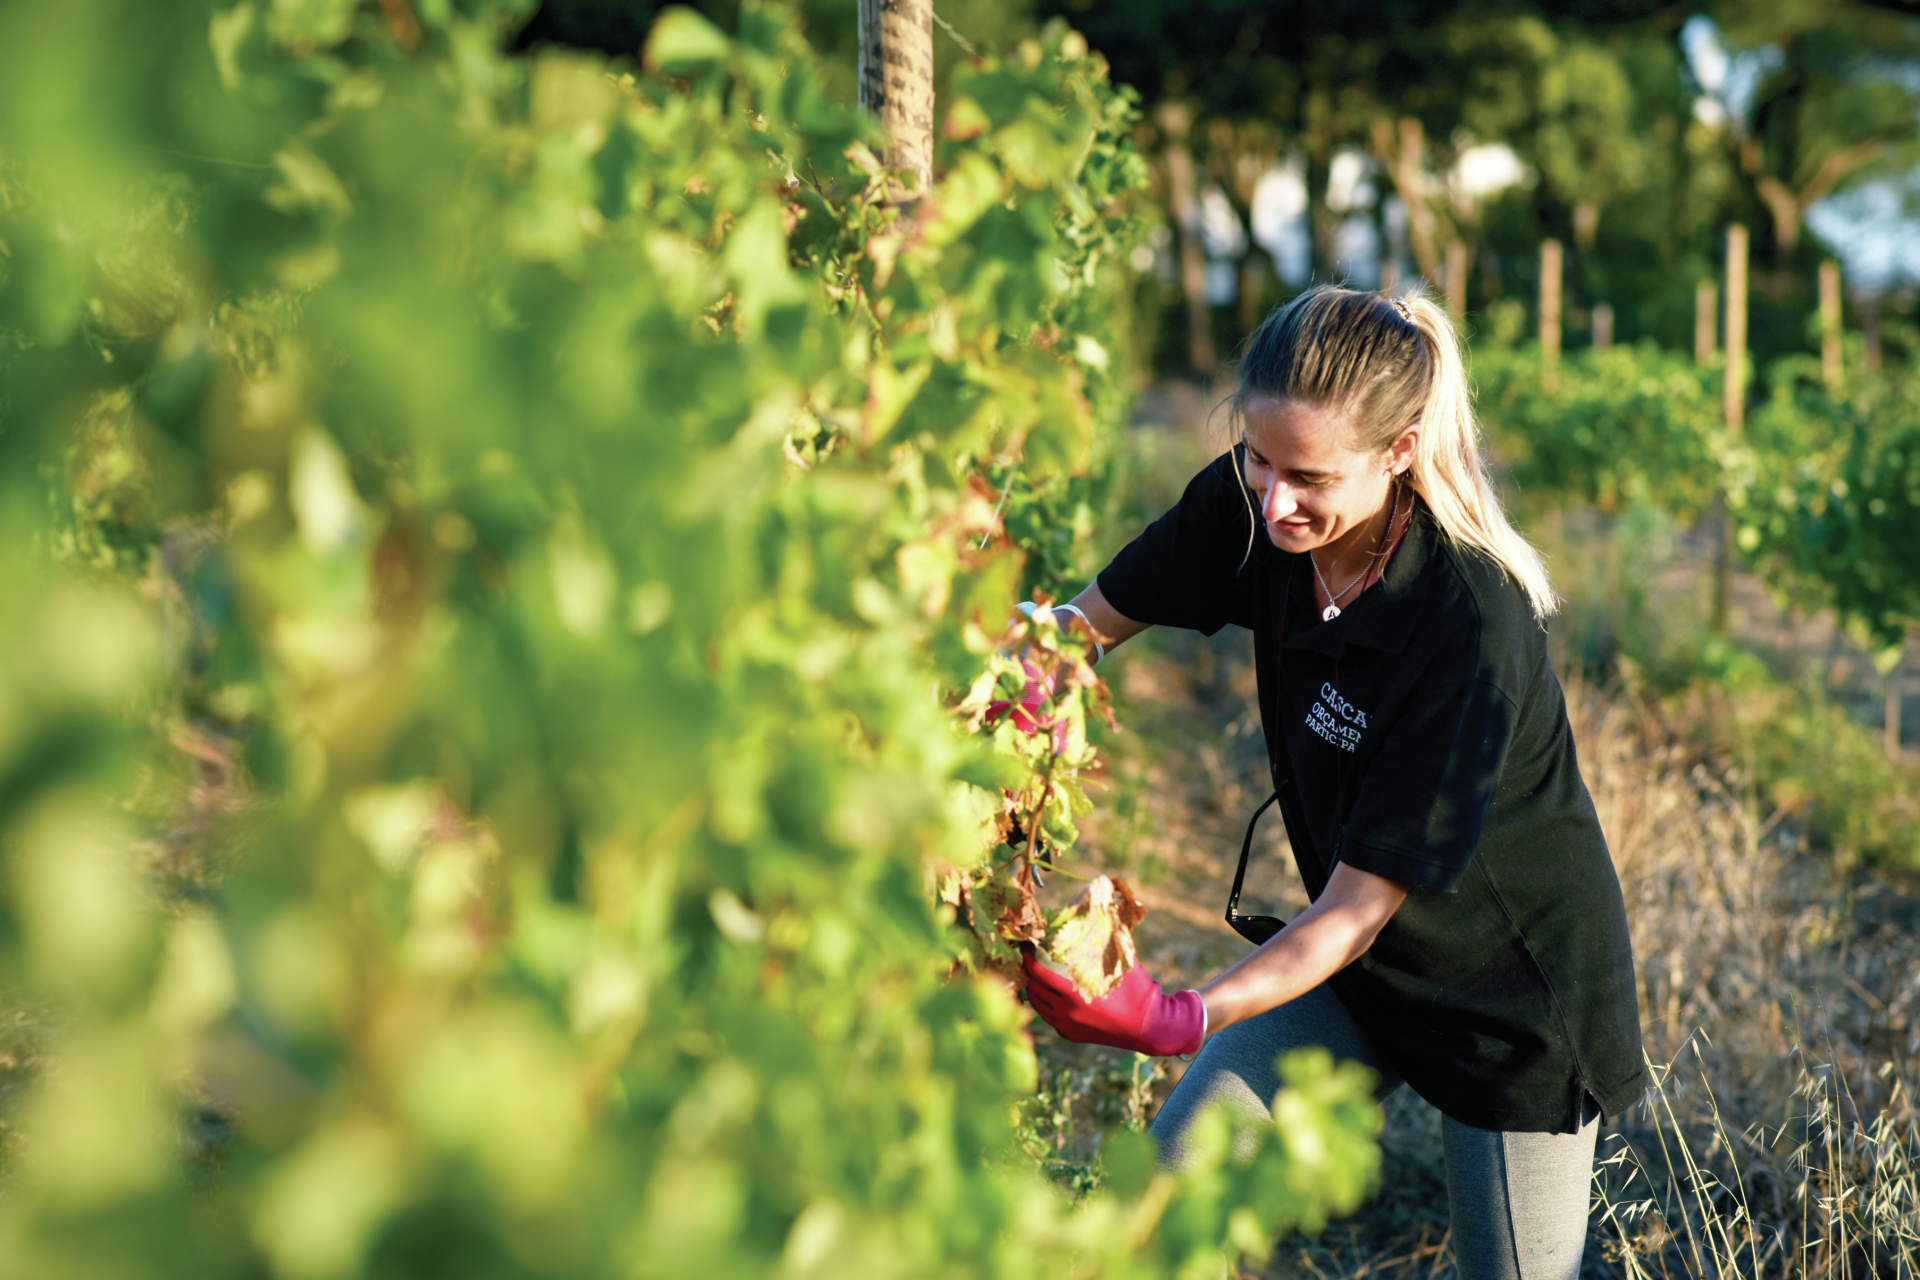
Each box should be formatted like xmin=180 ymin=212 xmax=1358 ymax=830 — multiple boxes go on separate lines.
xmin=1820 ymin=260 xmax=1843 ymax=388
xmin=1446 ymin=240 xmax=1468 ymax=320
xmin=857 ymin=0 xmax=934 ymax=200
xmin=1891 ymin=673 xmax=1904 ymax=761
xmin=1713 ymin=224 xmax=1749 ymax=636
xmin=1540 ymin=238 xmax=1562 ymax=392
xmin=1695 ymin=279 xmax=1717 ymax=364
xmin=1724 ymin=225 xmax=1748 ymax=440
xmin=1592 ymin=302 xmax=1614 ymax=351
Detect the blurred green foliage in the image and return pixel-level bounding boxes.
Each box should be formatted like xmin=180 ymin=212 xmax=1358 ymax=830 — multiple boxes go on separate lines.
xmin=0 ymin=1 xmax=1382 ymax=1275
xmin=1474 ymin=340 xmax=1723 ymax=521
xmin=514 ymin=0 xmax=1045 ymax=118
xmin=1474 ymin=337 xmax=1920 ymax=656
xmin=1694 ymin=675 xmax=1920 ymax=872
xmin=1473 ymin=338 xmax=1920 ymax=868
xmin=1734 ymin=342 xmax=1920 ymax=660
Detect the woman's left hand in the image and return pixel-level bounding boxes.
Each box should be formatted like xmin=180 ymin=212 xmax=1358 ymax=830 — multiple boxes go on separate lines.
xmin=984 ymin=657 xmax=1051 ymax=736
xmin=1022 ymin=955 xmax=1205 ymax=1057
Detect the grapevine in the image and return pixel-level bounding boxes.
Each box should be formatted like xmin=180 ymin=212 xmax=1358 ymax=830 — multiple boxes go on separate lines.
xmin=0 ymin=3 xmax=1383 ymax=1277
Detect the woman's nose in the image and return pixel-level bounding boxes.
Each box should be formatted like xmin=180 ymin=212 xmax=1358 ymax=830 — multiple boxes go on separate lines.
xmin=1263 ymin=484 xmax=1297 ymax=521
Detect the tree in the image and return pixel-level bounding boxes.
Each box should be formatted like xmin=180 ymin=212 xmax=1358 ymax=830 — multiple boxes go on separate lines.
xmin=1043 ymin=0 xmax=1673 ymax=329
xmin=1710 ymin=7 xmax=1920 ymax=271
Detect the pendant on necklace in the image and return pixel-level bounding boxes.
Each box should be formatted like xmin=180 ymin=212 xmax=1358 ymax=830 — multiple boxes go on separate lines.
xmin=1321 ymin=603 xmax=1342 ymax=622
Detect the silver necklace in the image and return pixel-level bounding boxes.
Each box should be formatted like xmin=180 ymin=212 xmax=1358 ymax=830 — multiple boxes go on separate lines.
xmin=1309 ymin=552 xmax=1366 ymax=622
xmin=1310 ymin=486 xmax=1406 ymax=622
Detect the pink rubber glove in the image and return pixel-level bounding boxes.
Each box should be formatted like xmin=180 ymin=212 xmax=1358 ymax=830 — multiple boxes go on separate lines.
xmin=1023 ymin=956 xmax=1206 ymax=1057
xmin=984 ymin=658 xmax=1049 ymax=736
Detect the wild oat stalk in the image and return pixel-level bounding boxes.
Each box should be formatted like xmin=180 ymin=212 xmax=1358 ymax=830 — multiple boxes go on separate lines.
xmin=1598 ymin=1039 xmax=1918 ymax=1280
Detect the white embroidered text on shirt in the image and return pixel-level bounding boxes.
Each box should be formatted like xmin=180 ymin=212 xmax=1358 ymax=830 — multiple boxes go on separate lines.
xmin=1306 ymin=681 xmax=1367 ymax=754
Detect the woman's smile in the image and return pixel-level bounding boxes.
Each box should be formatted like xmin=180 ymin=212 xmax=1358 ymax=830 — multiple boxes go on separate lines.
xmin=1266 ymin=512 xmax=1315 ymax=539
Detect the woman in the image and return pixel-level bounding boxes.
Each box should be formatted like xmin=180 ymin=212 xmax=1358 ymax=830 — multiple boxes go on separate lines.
xmin=1020 ymin=287 xmax=1645 ymax=1280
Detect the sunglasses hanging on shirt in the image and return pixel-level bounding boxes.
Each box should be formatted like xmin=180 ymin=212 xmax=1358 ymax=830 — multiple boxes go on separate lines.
xmin=1225 ymin=789 xmax=1286 ymax=945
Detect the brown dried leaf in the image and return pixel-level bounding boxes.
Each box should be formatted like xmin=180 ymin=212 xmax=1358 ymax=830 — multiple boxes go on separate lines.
xmin=939 ymin=865 xmax=1042 ymax=986
xmin=977 ymin=867 xmax=1046 ymax=946
xmin=1044 ymin=874 xmax=1146 ymax=1000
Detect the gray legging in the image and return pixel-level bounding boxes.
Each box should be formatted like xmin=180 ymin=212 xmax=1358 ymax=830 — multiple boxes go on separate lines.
xmin=1150 ymin=984 xmax=1598 ymax=1280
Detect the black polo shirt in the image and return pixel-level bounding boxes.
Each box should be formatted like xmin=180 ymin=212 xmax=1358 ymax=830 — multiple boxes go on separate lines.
xmin=1098 ymin=451 xmax=1646 ymax=1133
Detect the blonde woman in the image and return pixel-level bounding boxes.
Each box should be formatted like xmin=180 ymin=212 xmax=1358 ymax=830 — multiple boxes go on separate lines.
xmin=1020 ymin=287 xmax=1645 ymax=1280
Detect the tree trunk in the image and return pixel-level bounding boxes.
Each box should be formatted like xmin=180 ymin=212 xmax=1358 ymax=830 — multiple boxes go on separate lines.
xmin=1240 ymin=247 xmax=1271 ymax=334
xmin=1156 ymin=102 xmax=1216 ymax=372
xmin=1445 ymin=240 xmax=1469 ymax=319
xmin=1303 ymin=151 xmax=1339 ymax=282
xmin=1572 ymin=201 xmax=1599 ymax=251
xmin=1371 ymin=116 xmax=1441 ymax=283
xmin=857 ymin=0 xmax=934 ymax=200
xmin=1755 ymin=175 xmax=1800 ymax=258
xmin=1739 ymin=135 xmax=1883 ymax=270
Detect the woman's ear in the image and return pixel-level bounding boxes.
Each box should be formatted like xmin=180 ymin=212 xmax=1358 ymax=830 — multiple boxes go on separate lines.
xmin=1387 ymin=423 xmax=1420 ymax=475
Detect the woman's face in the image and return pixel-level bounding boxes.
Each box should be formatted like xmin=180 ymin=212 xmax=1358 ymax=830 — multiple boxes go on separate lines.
xmin=1240 ymin=395 xmax=1411 ymax=557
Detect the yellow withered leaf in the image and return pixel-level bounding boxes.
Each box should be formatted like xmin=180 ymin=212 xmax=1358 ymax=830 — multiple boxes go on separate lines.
xmin=1044 ymin=874 xmax=1146 ymax=1000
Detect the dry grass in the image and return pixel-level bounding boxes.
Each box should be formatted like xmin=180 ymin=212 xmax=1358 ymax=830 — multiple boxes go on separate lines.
xmin=1574 ymin=682 xmax=1919 ymax=1280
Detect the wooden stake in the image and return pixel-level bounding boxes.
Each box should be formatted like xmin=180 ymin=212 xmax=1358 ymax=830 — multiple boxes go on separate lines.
xmin=1724 ymin=225 xmax=1748 ymax=440
xmin=1713 ymin=225 xmax=1748 ymax=636
xmin=1592 ymin=302 xmax=1614 ymax=351
xmin=1889 ymin=674 xmax=1904 ymax=761
xmin=1540 ymin=238 xmax=1562 ymax=392
xmin=1695 ymin=279 xmax=1717 ymax=364
xmin=857 ymin=0 xmax=934 ymax=200
xmin=1446 ymin=240 xmax=1468 ymax=320
xmin=1819 ymin=260 xmax=1843 ymax=388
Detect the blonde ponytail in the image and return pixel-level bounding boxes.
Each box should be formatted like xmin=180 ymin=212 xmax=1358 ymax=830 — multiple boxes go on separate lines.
xmin=1399 ymin=294 xmax=1558 ymax=620
xmin=1233 ymin=285 xmax=1557 ymax=621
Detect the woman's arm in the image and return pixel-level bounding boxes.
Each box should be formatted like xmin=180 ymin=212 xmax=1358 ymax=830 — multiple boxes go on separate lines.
xmin=1198 ymin=863 xmax=1409 ymax=1036
xmin=1060 ymin=583 xmax=1149 ymax=662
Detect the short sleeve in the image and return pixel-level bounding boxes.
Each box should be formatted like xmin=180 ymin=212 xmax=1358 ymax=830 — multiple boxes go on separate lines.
xmin=1336 ymin=674 xmax=1518 ymax=892
xmin=1096 ymin=451 xmax=1256 ymax=636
